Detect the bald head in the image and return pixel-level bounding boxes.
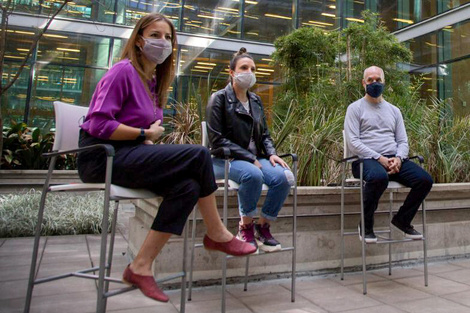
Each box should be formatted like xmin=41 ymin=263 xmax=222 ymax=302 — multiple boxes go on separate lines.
xmin=363 ymin=66 xmax=385 ymax=83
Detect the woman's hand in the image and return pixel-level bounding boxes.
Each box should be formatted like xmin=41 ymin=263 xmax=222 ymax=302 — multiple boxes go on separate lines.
xmin=146 ymin=120 xmax=165 ymax=143
xmin=269 ymin=155 xmax=289 ymax=168
xmin=254 ymin=159 xmax=262 ymax=169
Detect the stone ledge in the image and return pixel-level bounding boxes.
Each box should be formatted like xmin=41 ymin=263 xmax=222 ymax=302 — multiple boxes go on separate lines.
xmin=128 ymin=183 xmax=470 ymax=285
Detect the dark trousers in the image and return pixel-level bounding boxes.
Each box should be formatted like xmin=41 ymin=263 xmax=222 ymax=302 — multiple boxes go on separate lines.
xmin=352 ymin=158 xmax=433 ymax=231
xmin=77 ymin=131 xmax=218 ymax=235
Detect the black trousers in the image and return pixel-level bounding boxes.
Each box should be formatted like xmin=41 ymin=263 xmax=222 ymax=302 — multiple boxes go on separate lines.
xmin=77 ymin=130 xmax=218 ymax=235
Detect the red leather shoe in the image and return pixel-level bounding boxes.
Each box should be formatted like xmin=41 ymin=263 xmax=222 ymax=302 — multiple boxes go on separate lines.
xmin=122 ymin=265 xmax=169 ymax=302
xmin=203 ymin=235 xmax=257 ymax=256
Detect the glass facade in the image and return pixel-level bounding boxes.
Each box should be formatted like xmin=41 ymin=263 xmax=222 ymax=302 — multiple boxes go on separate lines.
xmin=2 ymin=0 xmax=470 ymax=129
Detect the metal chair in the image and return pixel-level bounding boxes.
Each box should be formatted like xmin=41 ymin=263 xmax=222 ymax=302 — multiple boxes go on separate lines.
xmin=24 ymin=101 xmax=188 ymax=313
xmin=187 ymin=121 xmax=298 ymax=313
xmin=340 ymin=130 xmax=428 ymax=294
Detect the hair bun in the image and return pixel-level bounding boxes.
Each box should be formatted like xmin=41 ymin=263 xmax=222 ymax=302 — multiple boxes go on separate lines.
xmin=239 ymin=47 xmax=247 ymax=54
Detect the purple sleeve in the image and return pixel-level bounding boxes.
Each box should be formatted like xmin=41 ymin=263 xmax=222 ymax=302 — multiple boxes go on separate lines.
xmin=85 ymin=63 xmax=131 ymax=139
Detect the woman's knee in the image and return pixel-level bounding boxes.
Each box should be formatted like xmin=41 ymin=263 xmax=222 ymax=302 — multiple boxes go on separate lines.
xmin=240 ymin=166 xmax=264 ymax=186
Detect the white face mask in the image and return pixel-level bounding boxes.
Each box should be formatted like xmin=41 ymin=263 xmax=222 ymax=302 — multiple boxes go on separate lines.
xmin=234 ymin=72 xmax=256 ymax=89
xmin=140 ymin=38 xmax=172 ymax=65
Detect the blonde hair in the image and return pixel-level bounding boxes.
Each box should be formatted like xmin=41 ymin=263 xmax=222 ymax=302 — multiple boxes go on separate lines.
xmin=121 ymin=13 xmax=177 ymax=108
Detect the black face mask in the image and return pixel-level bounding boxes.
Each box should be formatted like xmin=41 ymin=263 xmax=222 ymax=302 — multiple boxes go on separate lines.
xmin=366 ymin=82 xmax=384 ymax=98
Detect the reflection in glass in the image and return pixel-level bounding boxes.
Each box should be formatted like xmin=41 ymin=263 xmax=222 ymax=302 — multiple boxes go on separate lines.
xmin=123 ymin=0 xmax=181 ymax=27
xmin=29 ymin=65 xmax=107 ymax=130
xmin=244 ymin=0 xmax=293 ymax=42
xmin=439 ymin=20 xmax=470 ymax=63
xmin=2 ymin=63 xmax=31 ymax=127
xmin=298 ymin=0 xmax=339 ymax=31
xmin=182 ymin=0 xmax=242 ymax=38
xmin=445 ymin=58 xmax=470 ymax=117
xmin=37 ymin=32 xmax=110 ymax=68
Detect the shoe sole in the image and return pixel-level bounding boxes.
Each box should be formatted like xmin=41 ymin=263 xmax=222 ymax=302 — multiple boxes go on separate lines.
xmin=392 ymin=222 xmax=423 ymax=240
xmin=256 ymin=239 xmax=282 ymax=252
xmin=234 ymin=235 xmax=259 ymax=254
xmin=358 ymin=225 xmax=377 ymax=243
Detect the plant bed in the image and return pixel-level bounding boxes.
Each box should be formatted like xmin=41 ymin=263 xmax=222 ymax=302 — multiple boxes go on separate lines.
xmin=0 ymin=190 xmax=116 ymax=238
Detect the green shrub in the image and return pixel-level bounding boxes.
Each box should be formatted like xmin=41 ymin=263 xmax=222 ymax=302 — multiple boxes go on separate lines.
xmin=2 ymin=121 xmax=76 ymax=170
xmin=0 ymin=190 xmax=115 ymax=237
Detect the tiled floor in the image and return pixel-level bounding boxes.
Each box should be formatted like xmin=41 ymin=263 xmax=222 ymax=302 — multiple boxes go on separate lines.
xmin=1 ymin=213 xmax=470 ymax=312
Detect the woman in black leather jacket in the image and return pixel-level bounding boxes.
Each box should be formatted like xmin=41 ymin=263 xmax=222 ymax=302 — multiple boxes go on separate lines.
xmin=206 ymin=47 xmax=295 ymax=252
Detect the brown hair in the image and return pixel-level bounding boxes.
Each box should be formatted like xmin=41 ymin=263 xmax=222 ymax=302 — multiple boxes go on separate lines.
xmin=121 ymin=13 xmax=177 ymax=108
xmin=229 ymin=47 xmax=254 ymax=83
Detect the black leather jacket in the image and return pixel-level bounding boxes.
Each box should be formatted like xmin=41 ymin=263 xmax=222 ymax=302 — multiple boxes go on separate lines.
xmin=206 ymin=83 xmax=276 ymax=163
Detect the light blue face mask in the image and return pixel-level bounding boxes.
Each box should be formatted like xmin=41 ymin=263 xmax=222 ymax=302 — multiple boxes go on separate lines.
xmin=234 ymin=72 xmax=256 ymax=89
xmin=140 ymin=38 xmax=172 ymax=65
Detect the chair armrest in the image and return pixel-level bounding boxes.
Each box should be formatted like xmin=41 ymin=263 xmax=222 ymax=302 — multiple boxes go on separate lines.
xmin=210 ymin=147 xmax=231 ymax=159
xmin=278 ymin=153 xmax=298 ymax=162
xmin=42 ymin=144 xmax=115 ymax=158
xmin=340 ymin=155 xmax=363 ymax=163
xmin=408 ymin=155 xmax=424 ymax=164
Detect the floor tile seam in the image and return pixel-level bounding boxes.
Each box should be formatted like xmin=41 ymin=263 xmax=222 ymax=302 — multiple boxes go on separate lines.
xmin=438 ymin=292 xmax=470 ymax=309
xmin=225 ymin=288 xmax=259 ymax=313
xmin=432 ymin=272 xmax=470 ymax=285
xmin=278 ymin=285 xmax=334 ymax=313
xmin=0 ymin=238 xmax=6 ymax=247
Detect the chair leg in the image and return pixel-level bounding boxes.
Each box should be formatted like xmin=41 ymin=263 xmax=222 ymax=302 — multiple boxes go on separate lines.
xmin=24 ymin=157 xmax=56 ymax=313
xmin=243 ymin=256 xmax=250 ymax=291
xmin=360 ymin=162 xmax=367 ymax=295
xmin=291 ymin=162 xmax=298 ymax=303
xmin=97 ymin=157 xmax=113 ymax=313
xmin=340 ymin=162 xmax=346 ymax=281
xmin=180 ymin=220 xmax=189 ymax=313
xmin=187 ymin=208 xmax=198 ymax=301
xmin=422 ymin=201 xmax=428 ymax=287
xmin=101 ymin=200 xmax=120 ymax=312
xmin=221 ymin=256 xmax=227 ymax=313
xmin=221 ymin=158 xmax=229 ymax=313
xmin=389 ymin=192 xmax=393 ymax=276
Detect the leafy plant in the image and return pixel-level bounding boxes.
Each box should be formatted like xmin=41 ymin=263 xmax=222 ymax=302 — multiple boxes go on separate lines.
xmin=1 ymin=120 xmax=76 ymax=169
xmin=0 ymin=190 xmax=116 ymax=237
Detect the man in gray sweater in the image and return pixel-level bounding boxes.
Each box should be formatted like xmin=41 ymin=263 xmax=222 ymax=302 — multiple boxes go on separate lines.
xmin=344 ymin=66 xmax=433 ymax=243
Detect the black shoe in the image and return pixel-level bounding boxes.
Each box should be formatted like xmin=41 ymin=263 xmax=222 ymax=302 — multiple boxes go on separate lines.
xmin=358 ymin=223 xmax=377 ymax=243
xmin=391 ymin=216 xmax=423 ymax=240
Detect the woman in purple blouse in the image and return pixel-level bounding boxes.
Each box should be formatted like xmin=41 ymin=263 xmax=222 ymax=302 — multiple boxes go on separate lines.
xmin=77 ymin=13 xmax=256 ymax=302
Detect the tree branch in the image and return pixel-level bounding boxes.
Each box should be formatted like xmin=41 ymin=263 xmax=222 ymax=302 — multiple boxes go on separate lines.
xmin=1 ymin=0 xmax=71 ymax=94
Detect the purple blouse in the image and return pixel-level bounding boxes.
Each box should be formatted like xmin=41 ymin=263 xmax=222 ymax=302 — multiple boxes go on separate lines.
xmin=81 ymin=59 xmax=163 ymax=139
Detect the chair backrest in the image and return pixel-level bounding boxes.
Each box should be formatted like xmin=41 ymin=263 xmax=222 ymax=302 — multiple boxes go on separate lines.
xmin=52 ymin=101 xmax=88 ymax=152
xmin=201 ymin=121 xmax=209 ymax=148
xmin=343 ymin=130 xmax=351 ymax=159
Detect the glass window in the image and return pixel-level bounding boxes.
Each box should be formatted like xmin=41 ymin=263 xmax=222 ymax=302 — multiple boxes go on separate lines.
xmin=438 ymin=0 xmax=470 ymax=14
xmin=1 ymin=62 xmax=31 ymax=127
xmin=298 ymin=0 xmax=339 ymax=31
xmin=342 ymin=0 xmax=365 ymax=27
xmin=376 ymin=0 xmax=437 ymax=32
xmin=29 ymin=65 xmax=107 ymax=130
xmin=37 ymin=32 xmax=111 ymax=68
xmin=11 ymin=0 xmax=40 ymax=14
xmin=439 ymin=20 xmax=470 ymax=63
xmin=181 ymin=0 xmax=242 ymax=38
xmin=39 ymin=0 xmax=115 ymax=23
xmin=122 ymin=0 xmax=181 ymax=27
xmin=243 ymin=0 xmax=294 ymax=42
xmin=408 ymin=32 xmax=438 ymax=66
xmin=441 ymin=58 xmax=470 ymax=117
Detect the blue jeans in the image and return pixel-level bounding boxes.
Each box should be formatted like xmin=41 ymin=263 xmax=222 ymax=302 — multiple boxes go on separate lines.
xmin=352 ymin=157 xmax=433 ymax=232
xmin=212 ymin=158 xmax=292 ymax=220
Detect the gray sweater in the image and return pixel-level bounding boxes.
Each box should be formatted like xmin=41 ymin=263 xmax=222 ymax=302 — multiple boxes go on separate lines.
xmin=344 ymin=97 xmax=409 ymax=160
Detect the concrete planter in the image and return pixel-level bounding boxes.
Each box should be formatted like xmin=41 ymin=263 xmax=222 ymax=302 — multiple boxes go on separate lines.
xmin=129 ymin=183 xmax=470 ymax=285
xmin=0 ymin=169 xmax=80 ymax=193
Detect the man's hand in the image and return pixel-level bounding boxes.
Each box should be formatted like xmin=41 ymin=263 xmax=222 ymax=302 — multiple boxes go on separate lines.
xmin=377 ymin=156 xmax=390 ymax=171
xmin=147 ymin=120 xmax=165 ymax=143
xmin=388 ymin=157 xmax=402 ymax=174
xmin=269 ymin=155 xmax=289 ymax=168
